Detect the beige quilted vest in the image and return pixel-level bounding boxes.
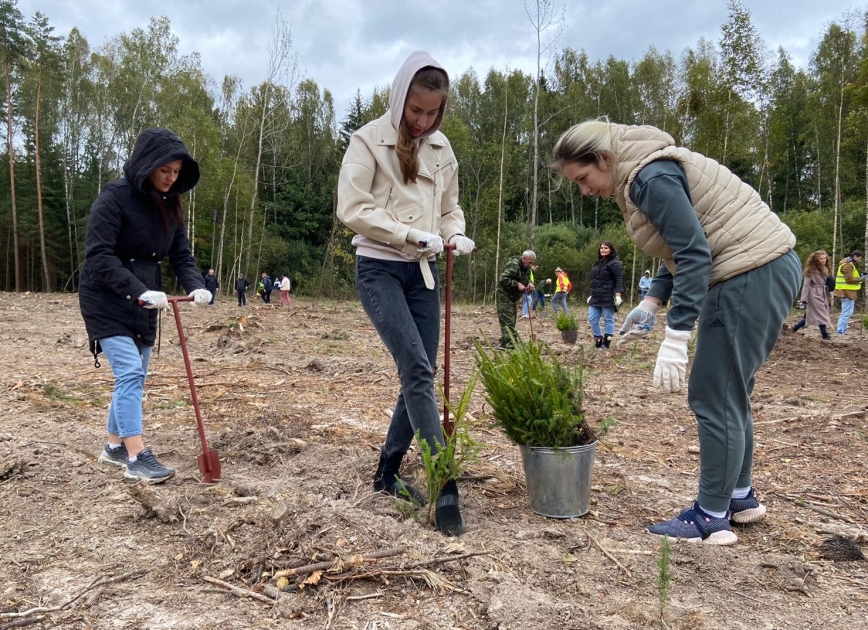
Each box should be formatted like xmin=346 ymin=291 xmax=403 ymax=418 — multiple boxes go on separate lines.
xmin=610 ymin=124 xmax=795 ymax=286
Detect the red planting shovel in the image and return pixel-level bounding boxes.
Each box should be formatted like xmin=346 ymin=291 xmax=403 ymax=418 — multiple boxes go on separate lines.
xmin=442 ymin=243 xmax=457 ymax=437
xmin=168 ymin=296 xmax=221 ymax=483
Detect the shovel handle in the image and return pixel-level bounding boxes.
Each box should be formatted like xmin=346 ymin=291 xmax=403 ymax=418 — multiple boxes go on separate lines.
xmin=168 ymin=295 xmax=195 ymax=303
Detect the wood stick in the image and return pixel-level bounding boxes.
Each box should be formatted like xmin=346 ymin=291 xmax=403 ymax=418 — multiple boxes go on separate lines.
xmin=587 ymin=533 xmax=632 ymax=579
xmin=201 ymin=576 xmax=273 ymax=603
xmin=272 ymin=547 xmax=405 ymax=579
xmin=775 ymin=493 xmax=855 ymax=523
xmin=0 ymin=569 xmax=148 ymax=620
xmin=0 ymin=617 xmax=45 ymax=630
xmin=403 ymin=551 xmax=489 ymax=569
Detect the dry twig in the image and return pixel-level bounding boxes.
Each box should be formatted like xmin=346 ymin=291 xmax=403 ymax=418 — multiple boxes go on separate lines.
xmin=587 ymin=533 xmax=632 ymax=579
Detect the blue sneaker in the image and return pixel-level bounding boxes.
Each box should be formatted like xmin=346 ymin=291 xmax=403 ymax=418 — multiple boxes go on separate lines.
xmin=729 ymin=487 xmax=766 ymax=524
xmin=646 ymin=502 xmax=738 ymax=545
xmin=98 ymin=443 xmax=129 ymax=469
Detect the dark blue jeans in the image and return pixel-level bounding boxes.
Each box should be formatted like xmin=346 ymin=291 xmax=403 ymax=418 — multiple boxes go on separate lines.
xmin=356 ymin=256 xmax=444 ymax=459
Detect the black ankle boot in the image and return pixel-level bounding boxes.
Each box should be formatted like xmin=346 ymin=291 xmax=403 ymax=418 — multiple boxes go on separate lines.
xmin=603 ymin=334 xmax=613 ymax=349
xmin=594 ymin=336 xmax=603 ymax=349
xmin=373 ymin=451 xmax=427 ymax=505
xmin=434 ymin=479 xmax=463 ymax=536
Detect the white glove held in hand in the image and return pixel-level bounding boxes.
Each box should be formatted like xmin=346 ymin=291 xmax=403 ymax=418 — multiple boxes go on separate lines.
xmin=189 ymin=289 xmax=212 ymax=305
xmin=614 ymin=294 xmax=623 ymax=307
xmin=448 ymin=235 xmax=475 ymax=256
xmin=138 ymin=290 xmax=168 ymax=310
xmin=618 ymin=300 xmax=659 ymax=344
xmin=407 ymin=229 xmax=444 ymax=255
xmin=587 ymin=295 xmax=592 ymax=304
xmin=653 ymin=327 xmax=692 ymax=393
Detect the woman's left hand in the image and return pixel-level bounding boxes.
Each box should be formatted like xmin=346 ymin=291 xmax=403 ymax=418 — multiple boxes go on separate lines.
xmin=189 ymin=288 xmax=212 ymax=305
xmin=449 ymin=235 xmax=475 ymax=256
xmin=614 ymin=294 xmax=622 ymax=307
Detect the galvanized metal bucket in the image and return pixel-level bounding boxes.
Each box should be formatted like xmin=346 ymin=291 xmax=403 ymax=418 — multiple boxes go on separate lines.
xmin=519 ymin=442 xmax=597 ymax=518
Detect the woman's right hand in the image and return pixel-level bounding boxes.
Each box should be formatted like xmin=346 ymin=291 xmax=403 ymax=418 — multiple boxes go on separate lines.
xmin=138 ymin=291 xmax=168 ymax=309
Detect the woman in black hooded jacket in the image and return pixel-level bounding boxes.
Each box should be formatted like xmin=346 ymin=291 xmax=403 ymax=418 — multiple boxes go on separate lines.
xmin=587 ymin=241 xmax=624 ymax=349
xmin=79 ymin=127 xmax=211 ymax=484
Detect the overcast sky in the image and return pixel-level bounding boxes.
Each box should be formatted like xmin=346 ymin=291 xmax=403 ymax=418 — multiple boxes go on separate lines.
xmin=16 ymin=0 xmax=862 ymax=117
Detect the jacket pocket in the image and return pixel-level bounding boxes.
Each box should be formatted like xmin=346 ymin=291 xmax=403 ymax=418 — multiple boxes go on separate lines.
xmin=394 ymin=204 xmax=423 ymax=224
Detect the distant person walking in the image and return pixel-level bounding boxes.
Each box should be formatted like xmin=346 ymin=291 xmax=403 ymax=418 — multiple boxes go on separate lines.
xmin=203 ymin=269 xmax=219 ymax=305
xmin=496 ymin=250 xmax=535 ymax=349
xmin=551 ymin=267 xmax=571 ymax=315
xmin=833 ymin=250 xmax=865 ymax=335
xmin=791 ymin=250 xmax=832 ymax=341
xmin=533 ymin=278 xmax=552 ymax=315
xmin=639 ymin=270 xmax=652 ymax=301
xmin=587 ymin=241 xmax=623 ymax=349
xmin=279 ymin=274 xmax=292 ymax=307
xmin=260 ymin=273 xmax=273 ymax=304
xmin=235 ymin=273 xmax=249 ymax=306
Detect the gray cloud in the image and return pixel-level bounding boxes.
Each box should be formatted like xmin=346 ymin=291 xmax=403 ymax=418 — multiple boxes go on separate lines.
xmin=16 ymin=0 xmax=858 ymax=117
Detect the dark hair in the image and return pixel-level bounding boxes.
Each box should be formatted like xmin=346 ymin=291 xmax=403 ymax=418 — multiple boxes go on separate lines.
xmin=851 ymin=250 xmax=864 ymax=258
xmin=592 ymin=241 xmax=617 ymax=270
xmin=148 ymin=190 xmax=183 ymax=233
xmin=396 ymin=66 xmax=449 ymax=185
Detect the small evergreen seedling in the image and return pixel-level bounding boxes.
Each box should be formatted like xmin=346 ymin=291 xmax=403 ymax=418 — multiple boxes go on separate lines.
xmin=654 ymin=535 xmax=673 ymax=622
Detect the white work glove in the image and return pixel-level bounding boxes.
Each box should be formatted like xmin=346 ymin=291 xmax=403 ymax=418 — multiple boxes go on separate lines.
xmin=138 ymin=290 xmax=168 ymax=310
xmin=586 ymin=295 xmax=592 ymax=304
xmin=618 ymin=300 xmax=659 ymax=344
xmin=189 ymin=288 xmax=212 ymax=305
xmin=407 ymin=229 xmax=444 ymax=255
xmin=448 ymin=235 xmax=475 ymax=256
xmin=614 ymin=294 xmax=622 ymax=307
xmin=653 ymin=327 xmax=692 ymax=393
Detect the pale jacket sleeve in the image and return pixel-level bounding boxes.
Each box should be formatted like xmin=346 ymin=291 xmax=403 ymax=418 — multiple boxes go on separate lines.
xmin=337 ymin=134 xmax=412 ymax=247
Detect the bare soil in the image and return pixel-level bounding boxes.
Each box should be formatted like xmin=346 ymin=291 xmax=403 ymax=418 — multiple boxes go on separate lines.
xmin=1 ymin=291 xmax=866 ymax=629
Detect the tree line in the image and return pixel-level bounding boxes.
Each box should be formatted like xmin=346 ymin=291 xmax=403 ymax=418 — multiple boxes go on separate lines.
xmin=2 ymin=0 xmax=867 ymax=303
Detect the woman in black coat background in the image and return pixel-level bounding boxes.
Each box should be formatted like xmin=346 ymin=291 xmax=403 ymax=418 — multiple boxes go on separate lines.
xmin=79 ymin=127 xmax=211 ymax=484
xmin=587 ymin=241 xmax=624 ymax=349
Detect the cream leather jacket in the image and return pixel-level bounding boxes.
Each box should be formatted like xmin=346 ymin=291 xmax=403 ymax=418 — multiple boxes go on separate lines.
xmin=337 ymin=111 xmax=466 ymax=261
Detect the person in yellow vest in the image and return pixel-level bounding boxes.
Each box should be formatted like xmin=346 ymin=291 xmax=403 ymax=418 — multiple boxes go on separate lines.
xmin=833 ymin=250 xmax=865 ymax=335
xmin=551 ymin=119 xmax=800 ymax=546
xmin=551 ymin=267 xmax=572 ymax=315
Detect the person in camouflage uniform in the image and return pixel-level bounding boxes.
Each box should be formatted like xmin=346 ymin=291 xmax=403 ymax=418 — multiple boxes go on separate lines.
xmin=496 ymin=250 xmax=536 ymax=349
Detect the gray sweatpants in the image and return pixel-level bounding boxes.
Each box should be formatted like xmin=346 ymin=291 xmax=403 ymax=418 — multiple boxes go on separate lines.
xmin=688 ymin=249 xmax=801 ymax=513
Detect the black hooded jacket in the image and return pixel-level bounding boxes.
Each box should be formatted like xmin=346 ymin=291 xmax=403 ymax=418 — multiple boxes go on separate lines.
xmin=79 ymin=128 xmax=204 ymax=350
xmin=588 ymin=255 xmax=624 ymax=310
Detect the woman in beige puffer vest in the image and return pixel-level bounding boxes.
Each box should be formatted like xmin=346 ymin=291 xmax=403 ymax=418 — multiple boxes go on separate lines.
xmin=552 ymin=120 xmax=802 ymax=547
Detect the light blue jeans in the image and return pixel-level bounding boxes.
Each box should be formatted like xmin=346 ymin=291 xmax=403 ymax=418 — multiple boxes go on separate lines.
xmin=356 ymin=256 xmax=445 ymax=459
xmin=837 ymin=297 xmax=855 ymax=334
xmin=520 ymin=292 xmax=532 ymax=316
xmin=100 ymin=335 xmax=152 ymax=438
xmin=588 ymin=305 xmax=615 ymax=336
xmin=551 ymin=292 xmax=569 ymax=315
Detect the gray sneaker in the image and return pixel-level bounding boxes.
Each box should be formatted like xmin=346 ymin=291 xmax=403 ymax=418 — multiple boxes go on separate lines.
xmin=124 ymin=449 xmax=175 ymax=484
xmin=98 ymin=443 xmax=129 ymax=469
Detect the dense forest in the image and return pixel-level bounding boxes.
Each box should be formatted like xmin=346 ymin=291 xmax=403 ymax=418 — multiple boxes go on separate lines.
xmin=1 ymin=0 xmax=868 ymax=302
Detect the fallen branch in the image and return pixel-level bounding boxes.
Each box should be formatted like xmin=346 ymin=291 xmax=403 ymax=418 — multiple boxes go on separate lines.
xmin=201 ymin=576 xmax=274 ymax=603
xmin=775 ymin=493 xmax=855 ymax=524
xmin=588 ymin=533 xmax=632 ymax=579
xmin=272 ymin=547 xmax=405 ymax=579
xmin=0 ymin=617 xmax=46 ymax=629
xmin=0 ymin=569 xmax=149 ymax=620
xmin=403 ymin=551 xmax=489 ymax=569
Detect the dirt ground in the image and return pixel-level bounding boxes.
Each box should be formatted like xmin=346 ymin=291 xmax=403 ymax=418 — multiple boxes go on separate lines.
xmin=1 ymin=291 xmax=866 ymax=630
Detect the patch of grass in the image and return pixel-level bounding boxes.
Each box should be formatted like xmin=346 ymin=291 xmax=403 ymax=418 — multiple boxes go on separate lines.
xmin=43 ymin=383 xmax=80 ymax=402
xmin=608 ymin=484 xmax=624 ymax=496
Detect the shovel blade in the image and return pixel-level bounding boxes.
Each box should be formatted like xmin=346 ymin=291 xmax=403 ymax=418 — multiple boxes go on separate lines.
xmin=198 ymin=450 xmax=222 ymax=484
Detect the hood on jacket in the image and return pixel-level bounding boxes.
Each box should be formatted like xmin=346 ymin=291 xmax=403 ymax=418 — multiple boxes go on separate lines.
xmin=123 ymin=127 xmax=200 ymax=194
xmin=389 ymin=50 xmax=448 ymax=138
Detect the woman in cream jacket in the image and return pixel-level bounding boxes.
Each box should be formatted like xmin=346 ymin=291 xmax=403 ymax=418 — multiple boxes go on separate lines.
xmin=337 ymin=51 xmax=474 ymax=536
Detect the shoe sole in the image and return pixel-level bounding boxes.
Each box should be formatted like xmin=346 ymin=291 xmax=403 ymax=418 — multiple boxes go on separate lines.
xmin=730 ymin=504 xmax=766 ymax=524
xmin=646 ymin=529 xmax=738 ymax=546
xmin=124 ymin=470 xmax=176 ymax=484
xmin=98 ymin=452 xmax=127 ymax=469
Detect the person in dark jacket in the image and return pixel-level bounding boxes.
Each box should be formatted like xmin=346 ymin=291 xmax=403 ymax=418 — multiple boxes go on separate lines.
xmin=203 ymin=269 xmax=219 ymax=305
xmin=80 ymin=127 xmax=211 ymax=484
xmin=260 ymin=272 xmax=273 ymax=304
xmin=235 ymin=273 xmax=249 ymax=306
xmin=496 ymin=250 xmax=535 ymax=349
xmin=587 ymin=241 xmax=624 ymax=349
